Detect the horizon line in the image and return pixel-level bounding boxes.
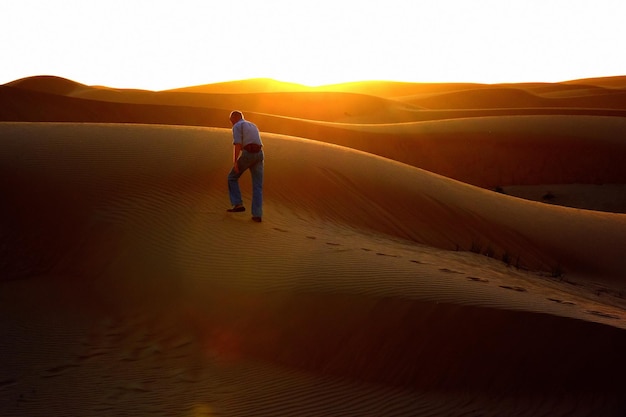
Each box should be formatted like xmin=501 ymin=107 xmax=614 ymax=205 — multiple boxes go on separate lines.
xmin=3 ymin=73 xmax=626 ymax=92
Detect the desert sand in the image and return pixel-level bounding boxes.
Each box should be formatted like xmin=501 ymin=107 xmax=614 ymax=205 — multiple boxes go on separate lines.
xmin=1 ymin=76 xmax=626 ymax=416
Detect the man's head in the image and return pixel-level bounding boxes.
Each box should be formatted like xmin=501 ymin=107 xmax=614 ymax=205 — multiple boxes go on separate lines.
xmin=229 ymin=110 xmax=244 ymax=125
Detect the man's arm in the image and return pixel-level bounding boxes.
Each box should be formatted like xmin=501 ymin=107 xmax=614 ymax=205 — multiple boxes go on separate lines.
xmin=233 ymin=143 xmax=243 ymax=173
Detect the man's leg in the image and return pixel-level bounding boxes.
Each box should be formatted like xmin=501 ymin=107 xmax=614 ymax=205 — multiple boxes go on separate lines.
xmin=227 ymin=164 xmax=244 ymax=208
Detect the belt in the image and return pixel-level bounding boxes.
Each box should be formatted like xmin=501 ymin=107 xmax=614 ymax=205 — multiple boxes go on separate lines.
xmin=243 ymin=144 xmax=263 ymax=153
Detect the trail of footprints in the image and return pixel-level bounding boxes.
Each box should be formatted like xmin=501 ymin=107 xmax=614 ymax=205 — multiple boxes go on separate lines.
xmin=32 ymin=225 xmax=624 ymax=386
xmin=271 ymin=227 xmax=623 ymax=321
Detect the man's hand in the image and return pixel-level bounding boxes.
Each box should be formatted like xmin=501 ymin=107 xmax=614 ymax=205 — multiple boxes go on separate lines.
xmin=233 ymin=161 xmax=240 ymax=174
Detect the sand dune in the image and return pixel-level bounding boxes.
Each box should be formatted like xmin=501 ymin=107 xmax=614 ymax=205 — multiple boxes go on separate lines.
xmin=400 ymin=85 xmax=626 ymax=110
xmin=3 ymin=76 xmax=626 ymax=189
xmin=2 ymin=75 xmax=626 ymax=416
xmin=562 ymin=75 xmax=626 ymax=89
xmin=167 ymin=78 xmax=317 ymax=94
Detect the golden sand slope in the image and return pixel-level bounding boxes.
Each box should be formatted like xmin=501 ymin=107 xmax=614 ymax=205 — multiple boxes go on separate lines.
xmin=2 ymin=123 xmax=626 ymax=416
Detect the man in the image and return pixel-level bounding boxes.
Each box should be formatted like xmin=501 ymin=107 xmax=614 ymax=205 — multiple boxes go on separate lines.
xmin=226 ymin=110 xmax=264 ymax=222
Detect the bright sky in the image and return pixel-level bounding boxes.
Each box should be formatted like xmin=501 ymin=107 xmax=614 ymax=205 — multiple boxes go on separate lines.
xmin=2 ymin=0 xmax=625 ymax=90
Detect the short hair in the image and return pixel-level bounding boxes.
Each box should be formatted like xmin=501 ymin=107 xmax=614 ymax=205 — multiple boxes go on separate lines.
xmin=230 ymin=110 xmax=244 ymax=120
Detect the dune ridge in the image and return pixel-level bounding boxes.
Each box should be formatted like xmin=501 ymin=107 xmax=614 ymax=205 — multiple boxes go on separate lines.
xmin=2 ymin=74 xmax=626 ymax=416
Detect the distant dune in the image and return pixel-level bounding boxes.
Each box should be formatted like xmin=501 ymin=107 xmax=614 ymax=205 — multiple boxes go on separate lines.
xmin=1 ymin=76 xmax=626 ymax=416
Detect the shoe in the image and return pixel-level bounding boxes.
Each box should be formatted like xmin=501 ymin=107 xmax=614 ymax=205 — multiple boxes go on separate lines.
xmin=252 ymin=217 xmax=262 ymax=222
xmin=227 ymin=205 xmax=245 ymax=212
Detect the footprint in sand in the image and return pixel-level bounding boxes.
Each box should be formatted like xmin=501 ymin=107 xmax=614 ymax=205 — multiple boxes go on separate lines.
xmin=467 ymin=276 xmax=489 ymax=283
xmin=306 ymin=236 xmax=317 ymax=240
xmin=272 ymin=227 xmax=288 ymax=233
xmin=409 ymin=259 xmax=423 ymax=264
xmin=326 ymin=242 xmax=341 ymax=246
xmin=547 ymin=298 xmax=576 ymax=306
xmin=499 ymin=285 xmax=527 ymax=293
xmin=439 ymin=268 xmax=464 ymax=274
xmin=376 ymin=252 xmax=399 ymax=258
xmin=586 ymin=310 xmax=620 ymax=320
